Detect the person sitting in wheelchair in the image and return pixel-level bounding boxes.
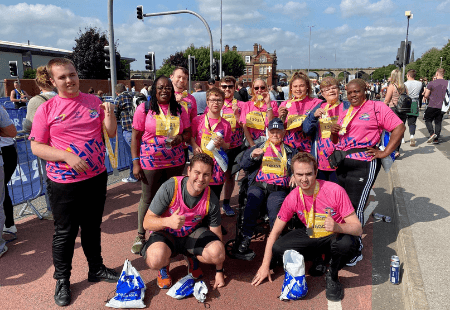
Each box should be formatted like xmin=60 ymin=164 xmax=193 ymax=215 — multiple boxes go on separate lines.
xmin=236 ymin=118 xmax=298 ymax=259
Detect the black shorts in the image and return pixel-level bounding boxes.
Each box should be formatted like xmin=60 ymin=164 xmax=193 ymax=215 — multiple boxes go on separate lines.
xmin=141 ymin=226 xmax=220 ymax=258
xmin=226 ymin=146 xmax=244 ymax=171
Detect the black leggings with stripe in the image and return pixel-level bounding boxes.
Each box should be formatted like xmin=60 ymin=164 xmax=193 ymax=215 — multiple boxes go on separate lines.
xmin=336 ymin=158 xmax=381 ymax=225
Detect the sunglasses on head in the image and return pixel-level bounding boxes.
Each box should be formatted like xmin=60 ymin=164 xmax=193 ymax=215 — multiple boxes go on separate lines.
xmin=221 ymin=84 xmax=234 ymax=89
xmin=254 ymin=86 xmax=266 ymax=90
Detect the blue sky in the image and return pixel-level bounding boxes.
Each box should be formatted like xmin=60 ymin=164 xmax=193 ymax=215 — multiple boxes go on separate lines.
xmin=1 ymin=1 xmax=449 ymax=71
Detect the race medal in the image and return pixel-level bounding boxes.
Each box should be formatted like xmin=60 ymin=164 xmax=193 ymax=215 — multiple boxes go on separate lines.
xmin=286 ymin=114 xmax=306 ymax=131
xmin=261 ymin=156 xmax=284 ymax=175
xmin=223 ymin=113 xmax=237 ymax=131
xmin=246 ymin=111 xmax=266 ymax=131
xmin=102 ymin=123 xmax=119 ymax=176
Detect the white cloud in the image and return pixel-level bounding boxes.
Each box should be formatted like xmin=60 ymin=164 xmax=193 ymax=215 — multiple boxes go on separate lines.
xmin=273 ymin=1 xmax=308 ymax=17
xmin=437 ymin=0 xmax=450 ymax=11
xmin=324 ymin=7 xmax=336 ymax=14
xmin=335 ymin=24 xmax=350 ymax=34
xmin=148 ymin=15 xmax=178 ymax=26
xmin=196 ymin=0 xmax=264 ymax=22
xmin=362 ymin=26 xmax=403 ymax=37
xmin=340 ymin=0 xmax=395 ymax=18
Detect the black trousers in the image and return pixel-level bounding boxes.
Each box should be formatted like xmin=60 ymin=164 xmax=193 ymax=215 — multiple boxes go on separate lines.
xmin=336 ymin=158 xmax=381 ymax=225
xmin=272 ymin=229 xmax=359 ymax=280
xmin=424 ymin=107 xmax=444 ymax=139
xmin=391 ymin=108 xmax=417 ymax=152
xmin=48 ymin=171 xmax=107 ymax=280
xmin=2 ymin=145 xmax=18 ymax=227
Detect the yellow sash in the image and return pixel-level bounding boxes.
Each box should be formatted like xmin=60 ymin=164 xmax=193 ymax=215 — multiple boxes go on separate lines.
xmin=154 ymin=104 xmax=180 ymax=137
xmin=102 ymin=123 xmax=118 ymax=173
xmin=339 ymin=100 xmax=367 ymax=135
xmin=299 ymin=182 xmax=332 ymax=238
xmin=200 ymin=115 xmax=221 ymax=158
xmin=261 ymin=141 xmax=287 ymax=176
xmin=178 ymin=91 xmax=189 ymax=114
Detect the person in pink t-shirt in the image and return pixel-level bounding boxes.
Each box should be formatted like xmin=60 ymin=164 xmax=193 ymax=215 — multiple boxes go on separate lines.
xmin=130 ymin=75 xmax=191 ymax=256
xmin=191 ymin=87 xmax=232 ymax=201
xmin=240 ymin=78 xmax=279 ymax=146
xmin=251 ymin=153 xmax=362 ymax=302
xmin=278 ymin=71 xmax=323 ymax=152
xmin=329 ymin=79 xmax=405 ymax=266
xmin=30 ymin=58 xmax=119 ymax=307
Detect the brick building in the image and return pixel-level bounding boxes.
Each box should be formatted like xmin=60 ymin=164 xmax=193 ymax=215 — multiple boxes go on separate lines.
xmin=225 ymin=43 xmax=277 ymax=87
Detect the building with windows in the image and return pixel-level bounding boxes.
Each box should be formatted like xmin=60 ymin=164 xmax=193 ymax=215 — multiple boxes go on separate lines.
xmin=225 ymin=43 xmax=277 ymax=87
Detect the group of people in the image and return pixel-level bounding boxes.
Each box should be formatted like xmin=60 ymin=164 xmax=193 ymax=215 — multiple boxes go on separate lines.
xmin=17 ymin=57 xmax=450 ymax=307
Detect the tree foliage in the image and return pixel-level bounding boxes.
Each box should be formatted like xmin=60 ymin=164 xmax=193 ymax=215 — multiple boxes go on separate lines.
xmin=404 ymin=40 xmax=450 ymax=80
xmin=156 ymin=51 xmax=187 ymax=78
xmin=371 ymin=64 xmax=397 ymax=81
xmin=23 ymin=68 xmax=36 ymax=79
xmin=222 ymin=50 xmax=245 ymax=79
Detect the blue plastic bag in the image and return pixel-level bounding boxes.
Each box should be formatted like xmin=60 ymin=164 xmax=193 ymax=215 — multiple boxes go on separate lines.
xmin=167 ymin=274 xmax=195 ymax=299
xmin=279 ymin=250 xmax=308 ymax=301
xmin=379 ymin=131 xmax=396 ymax=172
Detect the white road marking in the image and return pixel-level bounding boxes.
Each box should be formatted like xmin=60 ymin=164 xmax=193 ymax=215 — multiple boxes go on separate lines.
xmin=364 ymin=201 xmax=379 ymax=225
xmin=328 ymin=300 xmax=343 ymax=310
xmin=370 ymin=189 xmax=376 ymax=196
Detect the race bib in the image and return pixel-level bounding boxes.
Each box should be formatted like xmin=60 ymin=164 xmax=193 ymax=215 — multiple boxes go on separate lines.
xmin=309 ymin=213 xmax=333 ymax=239
xmin=261 ymin=156 xmax=285 ymax=176
xmin=200 ymin=132 xmax=217 ymax=158
xmin=223 ymin=113 xmax=237 ymax=131
xmin=246 ymin=111 xmax=266 ymax=131
xmin=286 ymin=114 xmax=306 ymax=131
xmin=154 ymin=114 xmax=180 ymax=137
xmin=319 ymin=115 xmax=338 ymax=139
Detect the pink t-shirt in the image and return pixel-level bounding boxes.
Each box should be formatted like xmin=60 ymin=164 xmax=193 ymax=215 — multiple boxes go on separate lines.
xmin=132 ymin=102 xmax=190 ymax=170
xmin=239 ymin=100 xmax=279 ymax=141
xmin=177 ymin=92 xmax=197 ymax=124
xmin=255 ymin=144 xmax=289 ymax=187
xmin=30 ymin=92 xmax=106 ymax=183
xmin=222 ymin=98 xmax=243 ymax=149
xmin=336 ymin=100 xmax=403 ymax=161
xmin=280 ymin=97 xmax=322 ymax=152
xmin=316 ymin=102 xmax=341 ymax=171
xmin=191 ymin=114 xmax=232 ymax=185
xmin=277 ymin=180 xmax=354 ymax=225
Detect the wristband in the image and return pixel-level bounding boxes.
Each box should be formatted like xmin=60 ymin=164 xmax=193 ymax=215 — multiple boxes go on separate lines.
xmin=266 ymin=107 xmax=273 ymax=111
xmin=132 ymin=157 xmax=140 ymax=161
xmin=216 ymin=268 xmax=224 ymax=273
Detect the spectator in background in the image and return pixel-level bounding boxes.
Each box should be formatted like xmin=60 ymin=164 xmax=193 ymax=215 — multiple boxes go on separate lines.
xmin=141 ymin=84 xmax=149 ymax=97
xmin=192 ymin=83 xmax=207 ymax=115
xmin=0 ymin=106 xmax=18 ymax=258
xmin=403 ymin=69 xmax=422 ymax=147
xmin=207 ymin=78 xmax=216 ymax=89
xmin=88 ymin=87 xmax=95 ymax=94
xmin=234 ymin=80 xmax=249 ymax=102
xmin=281 ymin=82 xmax=289 ymax=100
xmin=10 ymin=80 xmax=31 ymax=109
xmin=269 ymin=85 xmax=278 ymax=102
xmin=97 ymin=90 xmax=104 ymax=102
xmin=424 ymin=68 xmax=448 ymax=144
xmin=114 ymin=83 xmax=138 ymax=183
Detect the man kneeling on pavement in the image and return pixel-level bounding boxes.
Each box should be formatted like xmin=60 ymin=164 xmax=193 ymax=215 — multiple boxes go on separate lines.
xmin=252 ymin=152 xmax=362 ymax=302
xmin=236 ymin=118 xmax=297 ymax=260
xmin=141 ymin=153 xmax=226 ymax=289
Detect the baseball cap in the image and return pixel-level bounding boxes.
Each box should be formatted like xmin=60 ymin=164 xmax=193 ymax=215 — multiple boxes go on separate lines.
xmin=268 ymin=118 xmax=284 ymax=131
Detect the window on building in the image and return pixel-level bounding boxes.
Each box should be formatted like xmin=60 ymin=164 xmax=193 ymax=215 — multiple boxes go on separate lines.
xmin=245 ymin=56 xmax=251 ymax=63
xmin=260 ymin=55 xmax=267 ymax=63
xmin=243 ymin=68 xmax=247 ymax=75
xmin=264 ymin=67 xmax=268 ymax=74
xmin=248 ymin=67 xmax=252 ymax=74
xmin=248 ymin=78 xmax=252 ymax=82
xmin=259 ymin=67 xmax=263 ymax=74
xmin=243 ymin=78 xmax=247 ymax=82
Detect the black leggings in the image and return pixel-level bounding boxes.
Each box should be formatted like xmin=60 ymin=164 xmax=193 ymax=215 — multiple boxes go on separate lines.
xmin=2 ymin=145 xmax=18 ymax=228
xmin=336 ymin=158 xmax=381 ymax=225
xmin=391 ymin=108 xmax=417 ymax=152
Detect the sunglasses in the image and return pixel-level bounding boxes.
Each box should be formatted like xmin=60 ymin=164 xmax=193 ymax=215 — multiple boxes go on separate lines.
xmin=254 ymin=86 xmax=266 ymax=90
xmin=221 ymin=84 xmax=234 ymax=89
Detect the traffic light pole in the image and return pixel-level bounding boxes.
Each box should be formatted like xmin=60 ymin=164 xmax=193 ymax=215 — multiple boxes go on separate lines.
xmin=108 ymin=0 xmax=117 ymax=98
xmin=402 ymin=15 xmax=411 ymax=79
xmin=188 ymin=55 xmax=192 ymax=94
xmin=142 ymin=9 xmax=214 ymax=79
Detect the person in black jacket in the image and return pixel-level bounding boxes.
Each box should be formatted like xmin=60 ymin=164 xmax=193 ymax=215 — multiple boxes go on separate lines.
xmin=236 ymin=118 xmax=297 ymax=259
xmin=234 ymin=80 xmax=249 ymax=102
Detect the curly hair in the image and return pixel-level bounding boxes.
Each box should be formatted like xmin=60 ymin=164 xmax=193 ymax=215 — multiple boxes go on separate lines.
xmin=149 ymin=75 xmax=182 ymax=116
xmin=189 ymin=153 xmax=214 ymax=173
xmin=206 ymin=87 xmax=225 ymax=101
xmin=35 ymin=66 xmax=54 ymax=90
xmin=289 ymin=71 xmax=312 ymax=98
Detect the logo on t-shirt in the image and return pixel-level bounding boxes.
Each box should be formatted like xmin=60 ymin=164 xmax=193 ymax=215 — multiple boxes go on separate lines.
xmin=89 ymin=109 xmax=99 ymax=118
xmin=359 ymin=113 xmax=370 ymax=121
xmin=192 ymin=215 xmax=203 ymax=223
xmin=55 ymin=114 xmax=66 ymax=123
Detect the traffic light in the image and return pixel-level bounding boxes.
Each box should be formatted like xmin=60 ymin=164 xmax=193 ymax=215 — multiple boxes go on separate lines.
xmin=404 ymin=41 xmax=412 ymax=66
xmin=212 ymin=59 xmax=218 ymax=75
xmin=394 ymin=41 xmax=411 ymax=68
xmin=145 ymin=52 xmax=155 ymax=72
xmin=137 ymin=5 xmax=143 ymax=20
xmin=9 ymin=61 xmax=18 ymax=77
xmin=115 ymin=53 xmax=121 ymax=75
xmin=104 ymin=46 xmax=111 ymax=70
xmin=189 ymin=56 xmax=197 ymax=75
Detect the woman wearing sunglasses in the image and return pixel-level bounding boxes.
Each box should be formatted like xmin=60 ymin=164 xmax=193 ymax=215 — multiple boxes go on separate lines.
xmin=239 ymin=79 xmax=279 ymax=147
xmin=278 ymin=72 xmax=323 ymax=154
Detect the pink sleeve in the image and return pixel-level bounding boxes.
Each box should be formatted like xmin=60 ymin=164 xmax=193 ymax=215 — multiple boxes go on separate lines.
xmin=191 ymin=116 xmax=200 ymax=143
xmin=132 ymin=102 xmax=147 ymax=132
xmin=277 ymin=191 xmax=297 ymax=222
xmin=271 ymin=101 xmax=279 ymax=117
xmin=377 ymin=101 xmax=403 ymax=132
xmin=29 ymin=104 xmax=49 ymax=144
xmin=180 ymin=108 xmax=190 ymax=133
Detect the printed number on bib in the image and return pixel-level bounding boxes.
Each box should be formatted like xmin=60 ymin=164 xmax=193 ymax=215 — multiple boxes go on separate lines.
xmin=155 ymin=115 xmax=180 ymax=137
xmin=286 ymin=114 xmax=306 ymax=130
xmin=319 ymin=116 xmax=338 ymax=139
xmin=246 ymin=111 xmax=266 ymax=131
xmin=306 ymin=213 xmax=333 ymax=238
xmin=261 ymin=156 xmax=284 ymax=176
xmin=223 ymin=113 xmax=237 ymax=131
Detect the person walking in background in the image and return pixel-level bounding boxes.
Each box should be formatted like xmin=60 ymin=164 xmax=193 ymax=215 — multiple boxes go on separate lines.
xmin=10 ymin=80 xmax=31 ymax=109
xmin=29 ymin=58 xmax=119 ymax=306
xmin=140 ymin=84 xmax=149 ymax=97
xmin=114 ymin=83 xmax=138 ymax=183
xmin=424 ymin=68 xmax=448 ymax=144
xmin=404 ymin=69 xmax=422 ymax=147
xmin=192 ymin=83 xmax=207 ymax=115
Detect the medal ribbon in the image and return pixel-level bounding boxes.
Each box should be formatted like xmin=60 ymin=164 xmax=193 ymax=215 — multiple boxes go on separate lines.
xmin=298 ymin=182 xmax=320 ymax=229
xmin=286 ymin=95 xmax=306 ymax=109
xmin=254 ymin=95 xmax=265 ymax=108
xmin=205 ymin=114 xmax=221 ymax=135
xmin=339 ymin=100 xmax=367 ymax=135
xmin=102 ymin=123 xmax=118 ymax=169
xmin=157 ymin=103 xmax=173 ymax=133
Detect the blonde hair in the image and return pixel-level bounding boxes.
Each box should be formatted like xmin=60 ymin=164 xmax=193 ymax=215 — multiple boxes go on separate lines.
xmin=250 ymin=78 xmax=268 ymax=102
xmin=390 ymin=69 xmax=405 ymax=93
xmin=288 ymin=71 xmax=312 ymax=98
xmin=46 ymin=58 xmax=76 ymax=79
xmin=35 ymin=66 xmax=54 ymax=90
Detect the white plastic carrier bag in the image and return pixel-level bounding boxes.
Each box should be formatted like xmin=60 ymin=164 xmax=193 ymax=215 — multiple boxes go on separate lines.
xmin=379 ymin=130 xmax=396 ymax=172
xmin=193 ymin=280 xmax=208 ymax=302
xmin=106 ymin=259 xmax=146 ymax=308
xmin=167 ymin=274 xmax=195 ymax=299
xmin=279 ymin=250 xmax=308 ymax=301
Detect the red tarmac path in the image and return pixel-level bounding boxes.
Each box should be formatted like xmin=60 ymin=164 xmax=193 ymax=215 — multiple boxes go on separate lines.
xmin=0 ymin=180 xmax=373 ymax=310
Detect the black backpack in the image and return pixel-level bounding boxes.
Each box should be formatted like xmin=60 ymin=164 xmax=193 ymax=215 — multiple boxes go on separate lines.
xmin=394 ymin=84 xmax=412 ymax=113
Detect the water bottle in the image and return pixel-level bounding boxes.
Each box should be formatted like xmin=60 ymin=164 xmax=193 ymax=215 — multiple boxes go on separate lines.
xmin=206 ymin=132 xmax=229 ymax=172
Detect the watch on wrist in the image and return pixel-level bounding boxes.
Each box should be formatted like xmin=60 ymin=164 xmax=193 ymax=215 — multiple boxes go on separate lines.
xmin=216 ymin=268 xmax=224 ymax=273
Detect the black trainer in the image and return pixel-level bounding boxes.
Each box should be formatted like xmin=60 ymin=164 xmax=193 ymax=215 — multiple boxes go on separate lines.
xmin=325 ymin=270 xmax=344 ymax=301
xmin=232 ymin=235 xmax=256 ymax=261
xmin=88 ymin=265 xmax=119 ymax=283
xmin=309 ymin=256 xmax=327 ymax=277
xmin=54 ymin=279 xmax=71 ymax=307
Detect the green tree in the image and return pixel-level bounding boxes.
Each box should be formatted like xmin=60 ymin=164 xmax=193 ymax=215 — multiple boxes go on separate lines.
xmin=184 ymin=45 xmax=219 ymax=81
xmin=70 ymin=27 xmax=109 ymax=79
xmin=418 ymin=47 xmax=441 ymax=80
xmin=118 ymin=59 xmax=130 ymax=80
xmin=371 ymin=64 xmax=396 ymax=81
xmin=156 ymin=51 xmax=188 ymax=78
xmin=440 ymin=39 xmax=450 ymax=80
xmin=23 ymin=68 xmax=36 ymax=79
xmin=222 ymin=50 xmax=245 ymax=78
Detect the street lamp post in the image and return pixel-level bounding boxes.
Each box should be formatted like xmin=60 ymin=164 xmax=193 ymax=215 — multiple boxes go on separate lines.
xmin=402 ymin=11 xmax=413 ymax=78
xmin=440 ymin=57 xmax=443 ymax=68
xmin=307 ymin=25 xmax=314 ymax=75
xmin=219 ymin=0 xmax=222 ymax=79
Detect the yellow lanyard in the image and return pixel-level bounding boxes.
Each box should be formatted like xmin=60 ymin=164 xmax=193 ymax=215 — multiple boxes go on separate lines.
xmin=339 ymin=100 xmax=367 ymax=135
xmin=102 ymin=123 xmax=118 ymax=171
xmin=299 ymin=182 xmax=320 ymax=229
xmin=322 ymin=100 xmax=340 ymax=115
xmin=205 ymin=114 xmax=221 ymax=135
xmin=262 ymin=141 xmax=287 ymax=170
xmin=286 ymin=95 xmax=306 ymax=109
xmin=223 ymin=98 xmax=236 ymax=109
xmin=158 ymin=103 xmax=172 ymax=132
